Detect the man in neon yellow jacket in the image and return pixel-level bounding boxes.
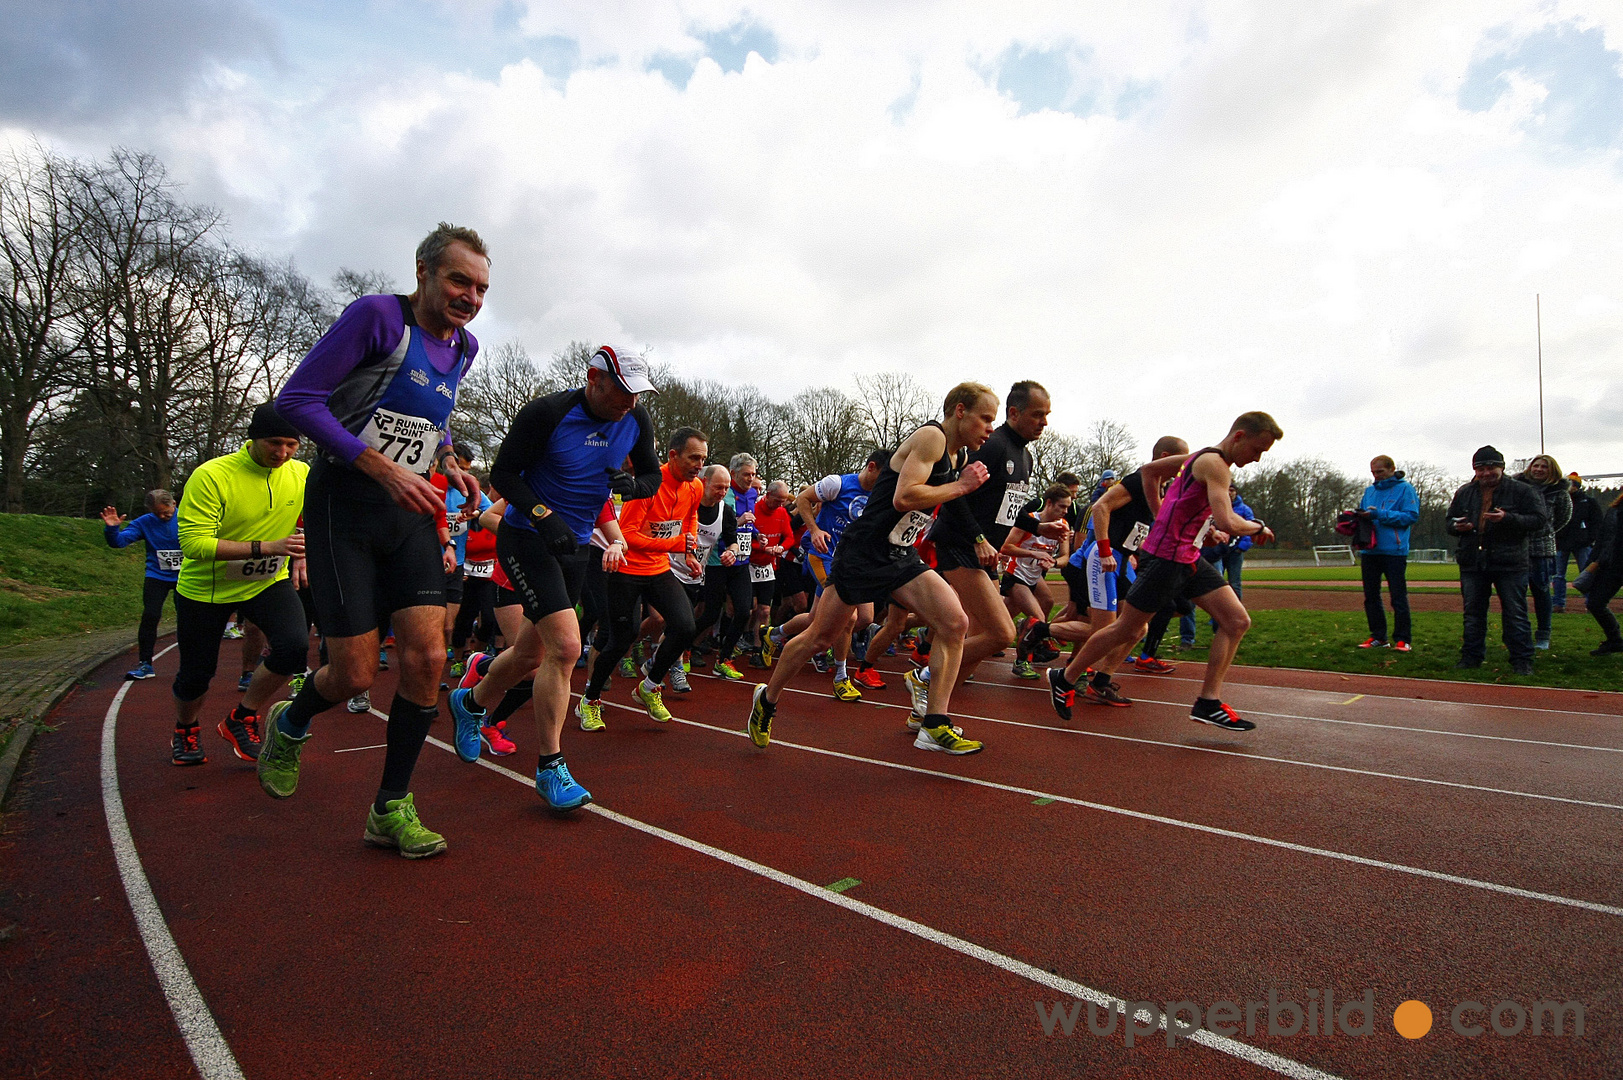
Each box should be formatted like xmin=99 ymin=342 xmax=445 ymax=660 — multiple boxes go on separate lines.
xmin=169 ymin=404 xmax=309 ymax=766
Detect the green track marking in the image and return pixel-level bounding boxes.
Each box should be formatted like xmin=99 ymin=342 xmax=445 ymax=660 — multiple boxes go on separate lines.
xmin=826 ymin=877 xmax=861 ymax=893
xmin=1032 ymin=797 xmax=1055 ymax=806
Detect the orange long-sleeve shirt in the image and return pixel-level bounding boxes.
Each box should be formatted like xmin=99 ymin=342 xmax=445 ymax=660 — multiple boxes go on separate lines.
xmin=617 ymin=463 xmax=702 ymax=577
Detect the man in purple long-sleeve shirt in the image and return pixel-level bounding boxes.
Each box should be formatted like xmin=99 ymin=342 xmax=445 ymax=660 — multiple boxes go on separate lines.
xmin=260 ymin=222 xmax=488 ymax=860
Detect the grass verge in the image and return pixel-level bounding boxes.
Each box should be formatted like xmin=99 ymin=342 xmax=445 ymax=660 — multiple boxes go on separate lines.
xmin=1169 ymin=608 xmax=1622 ymax=693
xmin=0 ymin=513 xmax=151 ymax=649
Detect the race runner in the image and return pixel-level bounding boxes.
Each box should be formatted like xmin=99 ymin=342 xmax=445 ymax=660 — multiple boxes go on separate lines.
xmin=265 ymin=223 xmax=487 ymax=858
xmin=1047 ymin=414 xmax=1279 ymax=730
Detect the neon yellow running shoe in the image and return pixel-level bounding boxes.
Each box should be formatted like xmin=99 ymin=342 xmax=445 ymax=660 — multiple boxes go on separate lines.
xmin=914 ymin=723 xmax=982 ymax=755
xmin=632 ymin=681 xmax=671 ymax=722
xmin=715 ymin=659 xmax=744 ymax=681
xmin=576 ymin=696 xmax=605 ymax=732
xmin=747 ymin=683 xmax=774 ymax=748
xmin=363 ymin=793 xmax=447 ymax=859
xmin=831 ymin=677 xmax=862 ymax=702
xmin=759 ymin=625 xmax=777 ymax=668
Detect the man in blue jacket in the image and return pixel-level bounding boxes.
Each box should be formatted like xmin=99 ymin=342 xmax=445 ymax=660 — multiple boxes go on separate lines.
xmin=103 ymin=491 xmax=182 ymax=680
xmin=1355 ymin=455 xmax=1420 ymax=651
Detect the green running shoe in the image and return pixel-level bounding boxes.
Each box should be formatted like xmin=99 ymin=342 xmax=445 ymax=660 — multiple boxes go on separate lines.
xmin=617 ymin=655 xmax=638 ymax=679
xmin=632 ymin=681 xmax=671 ymax=722
xmin=715 ymin=659 xmax=744 ymax=680
xmin=577 ymin=696 xmax=605 ymax=732
xmin=1012 ymin=659 xmax=1039 ymax=680
xmin=363 ymin=793 xmax=447 ymax=859
xmin=256 ymin=701 xmax=311 ymax=799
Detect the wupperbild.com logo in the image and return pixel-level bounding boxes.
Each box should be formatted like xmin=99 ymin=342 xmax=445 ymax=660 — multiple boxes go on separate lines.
xmin=1035 ymin=990 xmax=1586 ymax=1048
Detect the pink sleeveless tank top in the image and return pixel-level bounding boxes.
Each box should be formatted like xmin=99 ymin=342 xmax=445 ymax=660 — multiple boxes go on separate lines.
xmin=1140 ymin=448 xmax=1224 ymax=564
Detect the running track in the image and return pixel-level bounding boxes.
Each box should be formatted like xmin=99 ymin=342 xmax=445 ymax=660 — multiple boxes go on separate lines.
xmin=2 ymin=638 xmax=1619 ymax=1079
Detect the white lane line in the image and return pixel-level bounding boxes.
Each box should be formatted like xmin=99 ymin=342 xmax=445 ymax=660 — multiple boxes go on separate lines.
xmin=603 ymin=694 xmax=1623 ymax=919
xmin=950 ymin=664 xmax=1623 ymax=721
xmin=333 ymin=743 xmax=388 ymax=754
xmin=760 ymin=683 xmax=1623 ymax=812
xmin=421 ymin=730 xmax=1345 ymax=1080
xmin=849 ymin=667 xmax=1623 ymax=754
xmin=102 ymin=645 xmax=246 ymax=1080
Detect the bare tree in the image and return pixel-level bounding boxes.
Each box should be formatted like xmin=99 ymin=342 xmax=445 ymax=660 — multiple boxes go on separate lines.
xmin=0 ymin=144 xmax=87 ymax=511
xmin=853 ymin=371 xmax=934 ymax=452
xmin=1028 ymin=430 xmax=1089 ymax=491
xmin=783 ymin=386 xmax=865 ymax=483
xmin=332 ymin=267 xmax=398 ymax=303
xmin=1078 ymin=419 xmax=1139 ymax=484
xmin=450 ymin=340 xmax=545 ymax=465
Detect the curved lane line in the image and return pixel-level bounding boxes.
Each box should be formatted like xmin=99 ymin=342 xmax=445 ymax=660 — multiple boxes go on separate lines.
xmin=425 ymin=731 xmax=1347 ymax=1080
xmin=102 ymin=650 xmax=246 ymax=1080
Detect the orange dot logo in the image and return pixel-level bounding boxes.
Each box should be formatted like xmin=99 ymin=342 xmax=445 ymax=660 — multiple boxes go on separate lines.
xmin=1393 ymin=1000 xmax=1433 ymax=1039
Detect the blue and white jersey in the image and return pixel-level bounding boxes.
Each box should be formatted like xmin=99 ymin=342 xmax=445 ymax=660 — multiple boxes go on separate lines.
xmin=805 ymin=472 xmax=868 ymax=566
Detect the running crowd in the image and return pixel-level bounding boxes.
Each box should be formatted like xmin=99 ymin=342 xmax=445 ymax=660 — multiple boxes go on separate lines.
xmin=100 ymin=222 xmax=1621 ymax=861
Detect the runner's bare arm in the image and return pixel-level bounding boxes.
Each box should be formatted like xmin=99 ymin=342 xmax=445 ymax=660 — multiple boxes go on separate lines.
xmin=1089 ymin=483 xmax=1133 ymax=571
xmin=1198 ymin=455 xmax=1267 ymax=539
xmin=1139 ymin=453 xmax=1191 ymax=518
xmin=795 ymin=484 xmax=832 ymax=554
xmin=892 ymin=427 xmax=989 ymax=512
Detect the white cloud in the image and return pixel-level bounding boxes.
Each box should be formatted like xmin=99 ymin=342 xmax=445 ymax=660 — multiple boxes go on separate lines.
xmin=9 ymin=0 xmax=1623 ymax=478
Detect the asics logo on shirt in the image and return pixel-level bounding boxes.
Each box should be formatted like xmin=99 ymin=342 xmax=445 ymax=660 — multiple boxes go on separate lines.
xmin=436 ymin=383 xmax=454 ymax=399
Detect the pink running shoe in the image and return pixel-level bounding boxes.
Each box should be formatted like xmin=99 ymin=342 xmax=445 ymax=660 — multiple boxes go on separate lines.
xmin=480 ymin=723 xmax=516 ymax=756
xmin=459 ymin=652 xmax=491 ymax=691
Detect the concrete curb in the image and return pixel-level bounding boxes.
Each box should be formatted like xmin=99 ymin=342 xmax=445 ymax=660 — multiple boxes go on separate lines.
xmin=0 ymin=636 xmax=151 ymax=810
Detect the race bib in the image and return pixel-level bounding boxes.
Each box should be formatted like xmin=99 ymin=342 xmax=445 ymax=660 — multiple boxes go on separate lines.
xmin=888 ymin=510 xmax=932 ymax=548
xmin=995 ymin=483 xmax=1029 ymax=527
xmin=737 ymin=531 xmax=752 ymax=557
xmin=447 ymin=519 xmax=467 ymax=537
xmin=155 ymin=549 xmax=183 ymax=572
xmin=1122 ymin=521 xmax=1151 ymax=553
xmin=1193 ymin=517 xmax=1215 ymax=549
xmin=224 ymin=555 xmax=285 ymax=581
xmin=750 ymin=563 xmax=775 ymax=583
xmin=649 ymin=519 xmax=681 ymax=540
xmin=465 ymin=558 xmax=495 ymax=579
xmin=361 ymin=408 xmax=440 ymax=475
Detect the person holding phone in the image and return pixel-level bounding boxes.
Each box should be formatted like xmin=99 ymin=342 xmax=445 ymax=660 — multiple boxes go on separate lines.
xmin=1445 ymin=445 xmax=1547 ymax=675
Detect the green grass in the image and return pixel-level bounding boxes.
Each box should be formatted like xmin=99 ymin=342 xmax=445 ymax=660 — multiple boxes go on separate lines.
xmin=1171 ymin=609 xmax=1621 ymax=693
xmin=0 ymin=513 xmax=153 ymax=648
xmin=1242 ymin=564 xmax=1463 ymax=581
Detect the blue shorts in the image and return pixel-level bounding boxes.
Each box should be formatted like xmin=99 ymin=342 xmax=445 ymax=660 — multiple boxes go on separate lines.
xmin=1083 ymin=540 xmax=1136 ymax=612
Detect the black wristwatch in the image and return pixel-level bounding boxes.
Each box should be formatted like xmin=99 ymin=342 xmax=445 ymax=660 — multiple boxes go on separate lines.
xmin=251 ymin=540 xmax=262 ymax=558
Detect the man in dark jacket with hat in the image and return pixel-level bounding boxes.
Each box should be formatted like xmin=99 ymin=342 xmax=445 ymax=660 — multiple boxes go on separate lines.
xmin=1446 ymin=445 xmax=1547 ymax=674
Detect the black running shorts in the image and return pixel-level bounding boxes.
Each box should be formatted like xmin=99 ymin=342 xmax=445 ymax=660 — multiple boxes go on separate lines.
xmin=830 ymin=543 xmax=933 ymax=606
xmin=304 ymin=459 xmax=448 ymax=638
xmin=933 ymin=534 xmax=996 ymax=579
xmin=444 ymin=564 xmax=465 ymax=604
xmin=1122 ymin=551 xmax=1229 ymax=614
xmin=495 ymin=520 xmax=589 ymax=623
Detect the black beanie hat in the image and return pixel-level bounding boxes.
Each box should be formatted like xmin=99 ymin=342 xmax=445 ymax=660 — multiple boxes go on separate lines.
xmin=1472 ymin=445 xmax=1505 ymax=468
xmin=247 ymin=402 xmax=300 ymax=441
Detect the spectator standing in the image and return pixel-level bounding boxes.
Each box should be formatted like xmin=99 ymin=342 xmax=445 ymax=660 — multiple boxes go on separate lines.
xmin=1446 ymin=445 xmax=1547 ymax=675
xmin=1555 ymin=472 xmax=1600 ymax=613
xmin=1354 ymin=456 xmax=1419 ymax=651
xmin=1515 ymin=454 xmax=1571 ymax=650
xmin=102 ymin=490 xmax=182 ymax=680
xmin=1580 ymin=491 xmax=1623 ymax=656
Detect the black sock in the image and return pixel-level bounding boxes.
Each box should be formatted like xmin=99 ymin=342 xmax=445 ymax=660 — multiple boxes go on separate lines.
xmin=1090 ymin=669 xmax=1112 ymax=691
xmin=378 ymin=694 xmax=438 ymax=798
xmin=476 ymin=653 xmax=494 ymax=677
xmin=1052 ymin=669 xmax=1074 ymax=690
xmin=490 ymin=680 xmax=534 ymax=726
xmin=231 ymin=703 xmax=254 ymax=723
xmin=922 ymin=712 xmax=951 ymax=729
xmin=282 ymin=678 xmax=339 ymax=737
xmin=857 ymin=660 xmax=872 ymax=672
xmin=537 ymin=751 xmax=562 ymax=772
xmin=1194 ymin=696 xmax=1220 ymax=709
xmin=374 ymin=787 xmax=407 ymax=814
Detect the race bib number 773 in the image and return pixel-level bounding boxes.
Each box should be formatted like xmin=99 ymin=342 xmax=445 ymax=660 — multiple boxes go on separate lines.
xmin=362 ymin=409 xmax=441 ymax=475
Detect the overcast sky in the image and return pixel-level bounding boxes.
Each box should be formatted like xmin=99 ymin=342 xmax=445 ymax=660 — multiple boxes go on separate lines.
xmin=4 ymin=1 xmax=1620 ymax=478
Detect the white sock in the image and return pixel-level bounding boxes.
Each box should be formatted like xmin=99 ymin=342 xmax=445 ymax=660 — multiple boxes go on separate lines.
xmin=834 ymin=660 xmax=847 ymax=680
xmin=641 ymin=676 xmax=660 ymax=695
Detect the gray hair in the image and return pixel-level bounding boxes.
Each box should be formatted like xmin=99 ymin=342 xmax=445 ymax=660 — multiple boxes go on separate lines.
xmin=728 ymin=452 xmax=758 ymax=473
xmin=144 ymin=489 xmax=175 ymax=512
xmin=415 ymin=222 xmax=489 ymax=274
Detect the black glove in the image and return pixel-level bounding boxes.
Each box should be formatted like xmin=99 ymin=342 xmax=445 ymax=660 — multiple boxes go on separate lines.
xmin=536 ymin=511 xmax=578 ymax=557
xmin=607 ymin=469 xmax=638 ymax=497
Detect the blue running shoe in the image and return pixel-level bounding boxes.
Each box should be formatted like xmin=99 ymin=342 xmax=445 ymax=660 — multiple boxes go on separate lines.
xmin=536 ymin=759 xmax=591 ymax=811
xmin=126 ymin=661 xmax=155 ymax=681
xmin=237 ymin=671 xmax=254 ymax=692
xmin=448 ymin=688 xmax=484 ymax=763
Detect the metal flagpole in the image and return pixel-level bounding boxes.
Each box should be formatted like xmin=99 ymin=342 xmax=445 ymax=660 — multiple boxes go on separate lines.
xmin=1537 ymin=294 xmax=1545 ymax=454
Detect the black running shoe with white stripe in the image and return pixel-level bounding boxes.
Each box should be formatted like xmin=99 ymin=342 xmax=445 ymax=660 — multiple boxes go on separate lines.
xmin=1190 ymin=699 xmax=1255 ymax=731
xmin=1047 ymin=667 xmax=1075 ymax=721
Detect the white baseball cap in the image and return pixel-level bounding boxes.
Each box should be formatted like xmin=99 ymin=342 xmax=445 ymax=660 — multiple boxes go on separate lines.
xmin=589 ymin=346 xmax=658 ymax=394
